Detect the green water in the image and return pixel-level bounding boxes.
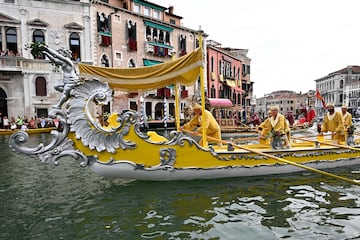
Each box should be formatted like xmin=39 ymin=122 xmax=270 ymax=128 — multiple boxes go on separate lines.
xmin=1 ymin=134 xmax=360 ymax=239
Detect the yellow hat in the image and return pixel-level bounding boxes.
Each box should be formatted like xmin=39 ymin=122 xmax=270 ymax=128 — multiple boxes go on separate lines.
xmin=192 ymin=104 xmax=202 ymax=110
xmin=270 ymin=106 xmax=279 ymax=111
xmin=341 ymin=105 xmax=348 ymax=109
xmin=326 ymin=103 xmax=334 ymax=108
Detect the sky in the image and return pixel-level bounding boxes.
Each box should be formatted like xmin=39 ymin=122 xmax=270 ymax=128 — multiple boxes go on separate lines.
xmin=153 ymin=0 xmax=360 ymax=97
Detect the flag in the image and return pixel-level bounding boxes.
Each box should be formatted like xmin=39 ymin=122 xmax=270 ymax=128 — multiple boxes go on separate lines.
xmin=316 ymin=89 xmax=326 ymax=108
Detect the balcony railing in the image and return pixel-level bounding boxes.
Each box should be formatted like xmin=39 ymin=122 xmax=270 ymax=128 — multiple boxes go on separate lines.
xmin=0 ymin=57 xmax=23 ymax=72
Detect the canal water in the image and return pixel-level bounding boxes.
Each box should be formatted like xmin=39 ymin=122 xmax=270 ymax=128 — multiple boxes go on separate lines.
xmin=1 ymin=134 xmax=360 ymax=239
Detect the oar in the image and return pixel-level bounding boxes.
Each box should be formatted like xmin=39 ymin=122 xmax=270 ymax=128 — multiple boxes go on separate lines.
xmin=181 ymin=129 xmax=360 ymax=186
xmin=291 ymin=136 xmax=360 ymax=151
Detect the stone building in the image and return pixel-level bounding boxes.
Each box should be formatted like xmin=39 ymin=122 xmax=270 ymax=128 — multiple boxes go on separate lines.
xmin=0 ymin=0 xmax=205 ymax=122
xmin=255 ymin=90 xmax=315 ymax=120
xmin=315 ymin=65 xmax=360 ymax=116
xmin=0 ymin=0 xmax=92 ymax=120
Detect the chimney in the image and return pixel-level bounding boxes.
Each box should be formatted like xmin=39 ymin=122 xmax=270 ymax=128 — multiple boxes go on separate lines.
xmin=168 ymin=6 xmax=174 ymax=14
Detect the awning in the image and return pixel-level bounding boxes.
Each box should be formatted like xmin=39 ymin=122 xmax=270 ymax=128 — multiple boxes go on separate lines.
xmin=208 ymin=98 xmax=233 ymax=107
xmin=219 ymin=74 xmax=224 ymax=82
xmin=143 ymin=59 xmax=163 ymax=66
xmin=226 ymin=79 xmax=236 ymax=87
xmin=144 ymin=20 xmax=173 ymax=32
xmin=79 ymin=47 xmax=203 ymax=92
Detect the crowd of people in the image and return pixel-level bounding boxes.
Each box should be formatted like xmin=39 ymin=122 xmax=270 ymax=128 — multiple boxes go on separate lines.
xmin=0 ymin=49 xmax=20 ymax=57
xmin=0 ymin=113 xmax=61 ymax=131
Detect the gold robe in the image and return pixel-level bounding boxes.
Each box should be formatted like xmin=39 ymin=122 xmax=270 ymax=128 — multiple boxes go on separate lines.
xmin=341 ymin=111 xmax=353 ymax=142
xmin=260 ymin=113 xmax=289 ymax=134
xmin=343 ymin=112 xmax=352 ymax=130
xmin=259 ymin=114 xmax=290 ymax=145
xmin=321 ymin=111 xmax=344 ymax=141
xmin=183 ymin=109 xmax=222 ymax=145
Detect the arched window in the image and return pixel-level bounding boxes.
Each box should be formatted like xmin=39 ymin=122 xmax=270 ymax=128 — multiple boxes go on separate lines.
xmin=210 ymin=84 xmax=216 ymax=98
xmin=33 ymin=29 xmax=45 ymax=43
xmin=33 ymin=30 xmax=45 ymax=59
xmin=101 ymin=54 xmax=110 ymax=67
xmin=69 ymin=32 xmax=80 ymax=61
xmin=35 ymin=77 xmax=47 ymax=96
xmin=6 ymin=27 xmax=17 ymax=55
xmin=128 ymin=58 xmax=136 ymax=68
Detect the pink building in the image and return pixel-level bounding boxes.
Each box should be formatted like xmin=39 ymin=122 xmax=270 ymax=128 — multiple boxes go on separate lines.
xmin=206 ymin=40 xmax=252 ymax=122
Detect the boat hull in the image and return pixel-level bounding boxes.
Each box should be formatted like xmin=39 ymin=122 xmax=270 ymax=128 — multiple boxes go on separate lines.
xmin=89 ymin=157 xmax=360 ymax=181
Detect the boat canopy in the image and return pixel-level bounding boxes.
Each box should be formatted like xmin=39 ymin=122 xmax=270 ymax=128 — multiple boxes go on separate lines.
xmin=208 ymin=98 xmax=233 ymax=108
xmin=78 ymin=47 xmax=203 ymax=92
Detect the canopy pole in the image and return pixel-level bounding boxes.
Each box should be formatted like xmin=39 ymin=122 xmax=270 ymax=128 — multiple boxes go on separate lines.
xmin=199 ymin=34 xmax=207 ymax=148
xmin=171 ymin=51 xmax=180 ymax=131
xmin=174 ymin=82 xmax=180 ymax=130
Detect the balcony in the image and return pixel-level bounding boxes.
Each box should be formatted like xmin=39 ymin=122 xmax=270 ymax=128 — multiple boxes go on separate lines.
xmin=0 ymin=56 xmax=24 ymax=72
xmin=145 ymin=42 xmax=173 ymax=57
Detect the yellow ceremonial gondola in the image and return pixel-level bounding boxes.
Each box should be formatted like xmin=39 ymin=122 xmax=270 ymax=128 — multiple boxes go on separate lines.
xmin=9 ymin=43 xmax=360 ymax=185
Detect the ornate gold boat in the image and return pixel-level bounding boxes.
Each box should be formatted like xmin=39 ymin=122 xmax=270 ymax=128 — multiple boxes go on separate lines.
xmin=9 ymin=44 xmax=360 ymax=183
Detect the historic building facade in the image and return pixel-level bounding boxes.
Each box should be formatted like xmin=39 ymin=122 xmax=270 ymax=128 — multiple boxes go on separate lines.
xmin=206 ymin=40 xmax=251 ymax=122
xmin=0 ymin=0 xmax=206 ymax=122
xmin=0 ymin=0 xmax=92 ymax=119
xmin=255 ymin=90 xmax=315 ymax=120
xmin=0 ymin=0 xmax=256 ymax=125
xmin=315 ymin=65 xmax=360 ymax=116
xmin=90 ymin=0 xmax=205 ymax=121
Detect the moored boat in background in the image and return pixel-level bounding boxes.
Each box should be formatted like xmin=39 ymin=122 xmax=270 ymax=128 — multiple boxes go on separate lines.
xmin=0 ymin=127 xmax=56 ymax=135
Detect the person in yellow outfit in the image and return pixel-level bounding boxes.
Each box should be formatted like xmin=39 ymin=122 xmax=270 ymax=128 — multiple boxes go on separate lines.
xmin=340 ymin=105 xmax=353 ymax=143
xmin=320 ymin=103 xmax=344 ymax=144
xmin=258 ymin=106 xmax=290 ymax=148
xmin=341 ymin=105 xmax=353 ymax=130
xmin=180 ymin=103 xmax=222 ymax=147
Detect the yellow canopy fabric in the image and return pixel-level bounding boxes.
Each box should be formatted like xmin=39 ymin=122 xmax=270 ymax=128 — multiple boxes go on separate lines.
xmin=78 ymin=47 xmax=203 ymax=92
